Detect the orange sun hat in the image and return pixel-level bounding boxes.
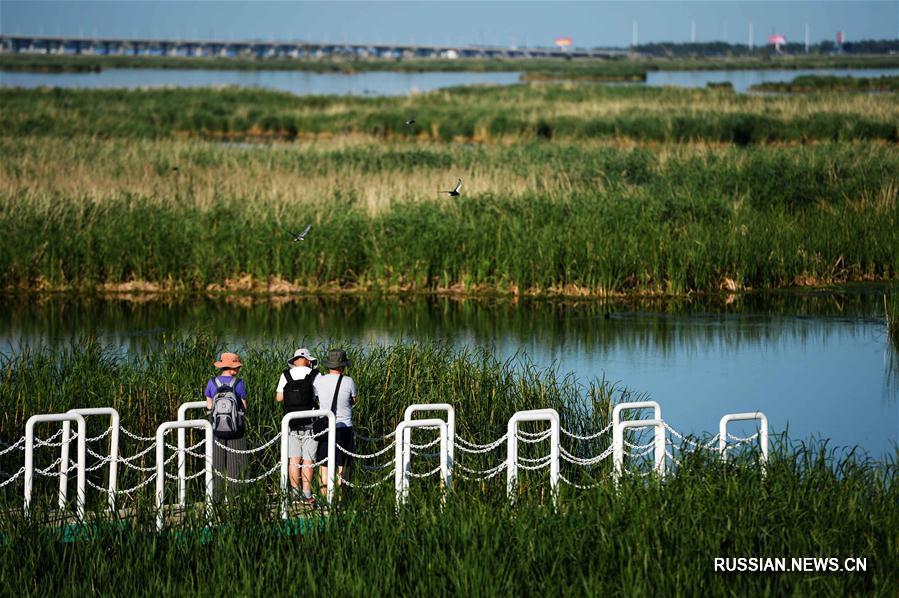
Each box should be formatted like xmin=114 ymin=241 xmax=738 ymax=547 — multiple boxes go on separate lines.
xmin=213 ymin=352 xmax=243 ymax=369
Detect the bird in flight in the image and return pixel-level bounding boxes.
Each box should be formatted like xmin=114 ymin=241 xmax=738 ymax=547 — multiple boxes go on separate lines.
xmin=441 ymin=179 xmax=463 ymax=197
xmin=289 ymin=224 xmax=312 ymax=242
xmin=405 ymin=118 xmax=416 ymax=126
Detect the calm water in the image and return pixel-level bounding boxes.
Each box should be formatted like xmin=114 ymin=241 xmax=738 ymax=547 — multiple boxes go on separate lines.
xmin=2 ymin=288 xmax=896 ymax=456
xmin=2 ymin=67 xmax=896 ymax=95
xmin=0 ymin=68 xmax=521 ymax=96
xmin=645 ymin=67 xmax=899 ymax=93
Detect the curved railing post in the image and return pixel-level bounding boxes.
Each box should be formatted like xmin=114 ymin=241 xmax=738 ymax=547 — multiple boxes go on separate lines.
xmin=403 ymin=403 xmax=455 ymax=473
xmin=506 ymin=408 xmax=560 ymax=506
xmin=155 ymin=419 xmax=213 ymax=532
xmin=394 ymin=418 xmax=449 ymax=509
xmin=279 ymin=410 xmax=335 ymax=519
xmin=612 ymin=418 xmax=666 ymax=484
xmin=59 ymin=408 xmax=120 ymax=513
xmin=719 ymin=412 xmax=768 ymax=464
xmin=612 ymin=401 xmax=664 ymax=461
xmin=177 ymin=401 xmax=207 ymax=507
xmin=25 ymin=413 xmax=87 ymax=520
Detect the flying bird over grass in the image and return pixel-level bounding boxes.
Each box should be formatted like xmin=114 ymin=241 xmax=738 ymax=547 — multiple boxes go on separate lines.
xmin=289 ymin=224 xmax=312 ymax=242
xmin=405 ymin=118 xmax=416 ymax=126
xmin=441 ymin=178 xmax=463 ymax=197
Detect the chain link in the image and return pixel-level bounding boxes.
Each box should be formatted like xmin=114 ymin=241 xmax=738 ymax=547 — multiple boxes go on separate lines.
xmin=212 ymin=463 xmax=280 ymax=484
xmin=561 ymin=422 xmax=613 ymax=441
xmin=408 ymin=465 xmax=442 ymax=478
xmin=0 ymin=466 xmax=25 ymax=488
xmin=338 ymin=470 xmax=394 ymax=489
xmin=0 ymin=437 xmax=26 ymax=456
xmin=517 ymin=456 xmax=552 ymax=471
xmin=457 ymin=461 xmax=507 ymax=480
xmin=517 ymin=431 xmax=552 ymax=444
xmin=337 ymin=439 xmax=397 ymax=459
xmin=727 ymin=431 xmax=760 ymax=443
xmin=116 ymin=472 xmax=158 ymax=494
xmin=119 ymin=427 xmax=156 ymax=442
xmin=454 ymin=433 xmax=508 ymax=454
xmin=560 ymin=445 xmax=613 ymax=465
xmin=214 ymin=432 xmax=282 ymax=454
xmin=559 ymin=473 xmax=605 ymax=489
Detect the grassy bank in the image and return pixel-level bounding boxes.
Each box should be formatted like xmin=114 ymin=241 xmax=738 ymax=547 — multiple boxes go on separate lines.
xmin=752 ymin=75 xmax=899 ymax=93
xmin=0 ymin=340 xmax=896 ymax=595
xmin=2 ymin=85 xmax=897 ymax=144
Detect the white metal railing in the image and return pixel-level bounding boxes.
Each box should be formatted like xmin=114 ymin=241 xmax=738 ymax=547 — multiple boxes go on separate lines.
xmin=176 ymin=401 xmax=207 ymax=507
xmin=719 ymin=412 xmax=768 ymax=463
xmin=403 ymin=403 xmax=455 ymax=473
xmin=613 ymin=418 xmax=666 ymax=483
xmin=0 ymin=400 xmax=773 ymax=517
xmin=279 ymin=410 xmax=335 ymax=519
xmin=155 ymin=419 xmax=213 ymax=532
xmin=506 ymin=408 xmax=560 ymax=505
xmin=394 ymin=418 xmax=450 ymax=508
xmin=25 ymin=413 xmax=87 ymax=519
xmin=59 ymin=407 xmax=120 ymax=513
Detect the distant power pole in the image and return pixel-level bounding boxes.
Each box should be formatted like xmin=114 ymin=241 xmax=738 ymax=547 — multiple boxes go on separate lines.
xmin=632 ymin=19 xmax=638 ymax=48
xmin=748 ymin=21 xmax=754 ymax=51
xmin=804 ymin=23 xmax=810 ymax=53
xmin=690 ymin=20 xmax=696 ymax=43
xmin=723 ymin=20 xmax=728 ymax=43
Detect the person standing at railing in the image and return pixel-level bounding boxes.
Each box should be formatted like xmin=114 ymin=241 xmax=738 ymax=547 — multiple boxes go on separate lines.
xmin=314 ymin=349 xmax=357 ymax=498
xmin=275 ymin=348 xmax=320 ymax=505
xmin=205 ymin=352 xmax=248 ymax=502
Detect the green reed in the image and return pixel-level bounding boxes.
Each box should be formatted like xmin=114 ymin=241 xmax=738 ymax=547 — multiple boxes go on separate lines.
xmin=2 ymin=85 xmax=897 ymax=143
xmin=751 ymin=74 xmax=899 ymax=93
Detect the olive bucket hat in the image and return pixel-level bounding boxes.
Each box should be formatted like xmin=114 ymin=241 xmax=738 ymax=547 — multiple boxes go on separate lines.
xmin=322 ymin=348 xmax=351 ymax=369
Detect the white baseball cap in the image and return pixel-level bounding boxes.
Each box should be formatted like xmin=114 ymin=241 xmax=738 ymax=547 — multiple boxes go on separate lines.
xmin=287 ymin=348 xmax=317 ymax=367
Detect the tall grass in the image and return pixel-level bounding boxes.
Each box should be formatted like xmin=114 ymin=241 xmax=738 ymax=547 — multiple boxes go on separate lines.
xmin=0 ymin=340 xmax=895 ymax=594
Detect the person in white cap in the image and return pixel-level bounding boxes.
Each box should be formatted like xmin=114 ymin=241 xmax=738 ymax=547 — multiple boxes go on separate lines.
xmin=275 ymin=348 xmax=320 ymax=504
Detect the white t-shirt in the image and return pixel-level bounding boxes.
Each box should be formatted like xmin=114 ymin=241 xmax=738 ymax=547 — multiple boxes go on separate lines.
xmin=313 ymin=373 xmax=357 ymax=428
xmin=276 ymin=366 xmax=314 ymax=393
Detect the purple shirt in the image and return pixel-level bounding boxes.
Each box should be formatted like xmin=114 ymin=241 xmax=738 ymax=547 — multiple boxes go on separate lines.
xmin=204 ymin=375 xmax=248 ymax=404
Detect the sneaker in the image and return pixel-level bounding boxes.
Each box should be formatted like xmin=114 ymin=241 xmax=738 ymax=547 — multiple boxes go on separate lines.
xmin=302 ymin=495 xmax=318 ymax=506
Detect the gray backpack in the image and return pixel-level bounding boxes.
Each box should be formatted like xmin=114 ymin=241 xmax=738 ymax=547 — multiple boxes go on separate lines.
xmin=211 ymin=377 xmax=245 ymax=439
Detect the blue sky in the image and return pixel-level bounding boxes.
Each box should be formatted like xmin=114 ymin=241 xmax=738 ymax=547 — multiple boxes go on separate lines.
xmin=1 ymin=1 xmax=896 ymax=48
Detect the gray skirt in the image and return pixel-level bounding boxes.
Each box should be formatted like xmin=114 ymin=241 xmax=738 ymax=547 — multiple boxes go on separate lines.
xmin=212 ymin=435 xmax=247 ymax=500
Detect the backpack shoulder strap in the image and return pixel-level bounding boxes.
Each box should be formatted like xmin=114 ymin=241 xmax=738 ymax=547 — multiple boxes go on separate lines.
xmin=214 ymin=377 xmax=222 ymax=389
xmin=327 ymin=375 xmax=344 ymax=415
xmin=282 ymin=368 xmax=293 ymax=381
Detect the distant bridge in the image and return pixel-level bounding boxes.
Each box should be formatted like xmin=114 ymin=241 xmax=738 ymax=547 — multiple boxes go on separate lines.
xmin=0 ymin=34 xmax=629 ymax=60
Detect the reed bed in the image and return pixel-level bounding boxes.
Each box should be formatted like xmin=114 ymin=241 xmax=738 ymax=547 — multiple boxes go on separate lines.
xmin=752 ymin=74 xmax=899 ymax=93
xmin=1 ymin=141 xmax=896 ymax=293
xmin=2 ymin=85 xmax=897 ymax=143
xmin=0 ymin=340 xmax=895 ymax=595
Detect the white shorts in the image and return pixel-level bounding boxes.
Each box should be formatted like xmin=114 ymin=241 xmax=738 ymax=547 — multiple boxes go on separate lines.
xmin=288 ymin=428 xmax=319 ymax=461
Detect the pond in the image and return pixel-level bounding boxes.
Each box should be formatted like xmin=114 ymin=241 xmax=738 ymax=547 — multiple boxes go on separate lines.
xmin=2 ymin=67 xmax=897 ymax=95
xmin=2 ymin=286 xmax=896 ymax=457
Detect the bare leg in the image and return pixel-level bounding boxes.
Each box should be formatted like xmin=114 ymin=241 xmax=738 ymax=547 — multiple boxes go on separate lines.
xmin=301 ymin=458 xmax=314 ymax=494
xmin=289 ymin=456 xmax=301 ymax=490
xmin=318 ymin=465 xmax=329 ymax=497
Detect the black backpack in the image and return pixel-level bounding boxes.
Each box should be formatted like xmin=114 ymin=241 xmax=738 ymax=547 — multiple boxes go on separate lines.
xmin=282 ymin=368 xmax=318 ymax=430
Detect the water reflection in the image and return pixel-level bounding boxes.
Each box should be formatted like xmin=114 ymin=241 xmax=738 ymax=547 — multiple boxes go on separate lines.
xmin=0 ymin=287 xmax=895 ymax=455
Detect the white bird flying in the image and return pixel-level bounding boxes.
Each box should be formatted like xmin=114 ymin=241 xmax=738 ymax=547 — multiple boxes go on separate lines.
xmin=441 ymin=178 xmax=463 ymax=197
xmin=289 ymin=224 xmax=312 ymax=242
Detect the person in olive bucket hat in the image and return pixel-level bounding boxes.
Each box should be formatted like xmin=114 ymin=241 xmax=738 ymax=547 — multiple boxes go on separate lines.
xmin=312 ymin=349 xmax=357 ymax=498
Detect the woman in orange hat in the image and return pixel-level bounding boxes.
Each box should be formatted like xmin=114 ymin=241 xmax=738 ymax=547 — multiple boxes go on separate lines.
xmin=205 ymin=351 xmax=249 ymax=501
